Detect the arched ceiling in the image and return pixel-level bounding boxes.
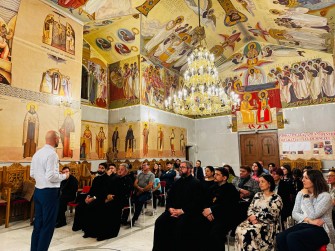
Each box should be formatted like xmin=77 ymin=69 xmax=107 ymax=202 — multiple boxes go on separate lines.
xmin=45 ymin=0 xmax=335 ymax=72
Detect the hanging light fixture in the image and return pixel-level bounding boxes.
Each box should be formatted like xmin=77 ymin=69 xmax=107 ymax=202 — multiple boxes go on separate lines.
xmin=164 ymin=0 xmax=240 ymax=116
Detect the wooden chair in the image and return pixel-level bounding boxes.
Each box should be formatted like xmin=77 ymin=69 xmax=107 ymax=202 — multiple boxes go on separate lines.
xmin=280 ymin=157 xmax=295 ymax=169
xmin=295 ymin=158 xmax=306 ymax=170
xmin=0 ymin=183 xmax=11 ymax=228
xmin=306 ymin=158 xmax=322 ymax=171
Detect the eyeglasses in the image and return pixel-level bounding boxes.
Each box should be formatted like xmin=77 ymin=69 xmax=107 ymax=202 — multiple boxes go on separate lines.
xmin=327 ymin=175 xmax=335 ymax=178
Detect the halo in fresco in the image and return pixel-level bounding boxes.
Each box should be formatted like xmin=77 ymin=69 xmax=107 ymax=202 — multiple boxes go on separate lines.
xmin=96 ymin=37 xmax=111 ymax=50
xmin=117 ymin=28 xmax=135 ymax=43
xmin=114 ymin=43 xmax=131 ymax=55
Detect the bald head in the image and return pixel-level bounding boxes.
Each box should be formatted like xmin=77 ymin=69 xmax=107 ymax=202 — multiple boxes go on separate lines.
xmin=45 ymin=130 xmax=59 ymax=147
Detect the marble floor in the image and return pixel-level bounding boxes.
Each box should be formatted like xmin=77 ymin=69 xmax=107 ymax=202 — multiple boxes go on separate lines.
xmin=0 ymin=207 xmax=162 ymax=251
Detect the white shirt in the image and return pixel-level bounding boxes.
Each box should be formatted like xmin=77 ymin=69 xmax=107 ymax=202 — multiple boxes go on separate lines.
xmin=30 ymin=144 xmax=66 ymax=189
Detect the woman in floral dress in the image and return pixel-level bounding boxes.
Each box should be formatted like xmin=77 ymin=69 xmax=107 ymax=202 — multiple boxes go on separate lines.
xmin=235 ymin=174 xmax=283 ymax=251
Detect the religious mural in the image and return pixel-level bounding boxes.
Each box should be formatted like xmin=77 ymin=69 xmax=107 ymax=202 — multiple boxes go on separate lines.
xmin=0 ymin=95 xmax=81 ymax=162
xmin=42 ymin=14 xmax=76 ymax=55
xmin=11 ymin=0 xmax=83 ymax=101
xmin=0 ymin=0 xmax=21 ymax=85
xmin=109 ymin=55 xmax=140 ymax=109
xmin=107 ymin=121 xmax=186 ymax=160
xmin=80 ymin=121 xmax=109 ymax=160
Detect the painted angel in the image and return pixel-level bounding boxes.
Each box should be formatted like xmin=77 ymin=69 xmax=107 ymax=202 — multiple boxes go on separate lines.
xmin=184 ymin=0 xmax=216 ymax=31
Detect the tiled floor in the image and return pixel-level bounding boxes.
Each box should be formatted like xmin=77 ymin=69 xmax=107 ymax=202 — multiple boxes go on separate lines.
xmin=0 ymin=207 xmax=161 ymax=251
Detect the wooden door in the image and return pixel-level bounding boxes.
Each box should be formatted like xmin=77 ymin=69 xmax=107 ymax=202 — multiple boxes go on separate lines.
xmin=240 ymin=132 xmax=279 ymax=168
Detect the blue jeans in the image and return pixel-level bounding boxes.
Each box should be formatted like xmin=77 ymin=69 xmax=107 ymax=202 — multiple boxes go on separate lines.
xmin=31 ymin=188 xmax=59 ymax=251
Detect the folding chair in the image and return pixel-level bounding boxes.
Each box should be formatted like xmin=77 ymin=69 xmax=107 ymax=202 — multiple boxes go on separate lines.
xmin=67 ymin=186 xmax=91 ymax=213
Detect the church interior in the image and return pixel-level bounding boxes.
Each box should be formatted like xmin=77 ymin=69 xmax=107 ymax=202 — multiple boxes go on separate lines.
xmin=0 ymin=0 xmax=335 ymax=250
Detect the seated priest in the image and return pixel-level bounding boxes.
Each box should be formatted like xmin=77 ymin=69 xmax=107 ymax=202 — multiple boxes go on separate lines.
xmin=56 ymin=166 xmax=78 ymax=228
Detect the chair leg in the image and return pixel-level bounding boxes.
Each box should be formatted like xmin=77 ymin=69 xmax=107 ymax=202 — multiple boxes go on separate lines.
xmin=5 ymin=202 xmax=10 ymax=228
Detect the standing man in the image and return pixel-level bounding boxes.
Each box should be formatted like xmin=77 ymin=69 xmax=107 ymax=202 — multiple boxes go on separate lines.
xmin=30 ymin=130 xmax=69 ymax=251
xmin=194 ymin=160 xmax=205 ymax=181
xmin=131 ymin=161 xmax=155 ymax=225
xmin=153 ymin=161 xmax=206 ymax=251
xmin=56 ymin=166 xmax=78 ymax=228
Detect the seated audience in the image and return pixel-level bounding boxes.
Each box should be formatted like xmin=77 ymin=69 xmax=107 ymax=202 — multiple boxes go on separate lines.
xmin=281 ymin=164 xmax=293 ymax=183
xmin=292 ymin=168 xmax=303 ymax=196
xmin=327 ymin=168 xmax=335 ymax=227
xmin=131 ymin=161 xmax=154 ymax=225
xmin=194 ymin=160 xmax=205 ymax=181
xmin=160 ymin=161 xmax=176 ymax=192
xmin=233 ymin=165 xmax=260 ymax=221
xmin=153 ymin=162 xmax=162 ymax=179
xmin=302 ymin=165 xmax=313 ymax=173
xmin=202 ymin=166 xmax=215 ymax=191
xmin=118 ymin=163 xmax=135 ymax=226
xmin=277 ymin=170 xmax=335 ymax=251
xmin=56 ymin=166 xmax=78 ymax=228
xmin=153 ymin=161 xmax=206 ymax=251
xmin=202 ymin=167 xmax=240 ymax=250
xmin=251 ymin=162 xmax=265 ymax=182
xmin=258 ymin=160 xmax=269 ymax=174
xmin=223 ymin=164 xmax=238 ymax=183
xmin=152 ymin=173 xmax=162 ymax=213
xmin=268 ymin=163 xmax=275 ymax=173
xmin=271 ymin=167 xmax=293 ymax=228
xmin=72 ymin=163 xmax=109 ymax=236
xmin=235 ymin=174 xmax=283 ymax=251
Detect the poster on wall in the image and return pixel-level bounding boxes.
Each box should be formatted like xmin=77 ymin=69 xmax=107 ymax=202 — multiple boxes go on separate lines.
xmin=109 ymin=55 xmax=140 ymax=109
xmin=279 ymin=131 xmax=335 ymax=160
xmin=80 ymin=120 xmax=108 ymax=160
xmin=0 ymin=0 xmax=22 ymax=85
xmin=108 ymin=121 xmax=187 ymax=160
xmin=0 ymin=95 xmax=81 ymax=162
xmin=11 ymin=0 xmax=83 ymax=101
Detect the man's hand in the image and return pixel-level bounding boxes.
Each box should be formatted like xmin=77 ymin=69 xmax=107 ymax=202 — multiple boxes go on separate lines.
xmin=169 ymin=208 xmax=184 ymax=218
xmin=240 ymin=189 xmax=250 ymax=197
xmin=105 ymin=194 xmax=115 ymax=203
xmin=85 ymin=196 xmax=94 ymax=204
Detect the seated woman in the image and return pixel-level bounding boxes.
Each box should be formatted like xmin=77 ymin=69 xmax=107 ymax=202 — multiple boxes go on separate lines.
xmin=251 ymin=162 xmax=265 ymax=182
xmin=276 ymin=170 xmax=335 ymax=251
xmin=202 ymin=166 xmax=215 ymax=191
xmin=223 ymin=164 xmax=238 ymax=183
xmin=235 ymin=174 xmax=283 ymax=251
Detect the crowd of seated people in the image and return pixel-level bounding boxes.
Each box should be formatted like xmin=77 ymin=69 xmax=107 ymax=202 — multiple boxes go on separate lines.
xmin=51 ymin=158 xmax=335 ymax=250
xmin=152 ymin=160 xmax=335 ymax=251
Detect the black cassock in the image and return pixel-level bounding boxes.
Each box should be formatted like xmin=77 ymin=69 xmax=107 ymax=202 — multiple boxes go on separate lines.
xmin=153 ymin=175 xmax=206 ymax=251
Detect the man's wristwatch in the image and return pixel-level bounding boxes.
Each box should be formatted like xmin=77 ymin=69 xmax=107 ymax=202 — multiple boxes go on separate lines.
xmin=303 ymin=194 xmax=310 ymax=198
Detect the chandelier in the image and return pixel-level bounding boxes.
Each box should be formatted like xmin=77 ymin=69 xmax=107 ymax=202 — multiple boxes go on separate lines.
xmin=164 ymin=0 xmax=240 ymax=117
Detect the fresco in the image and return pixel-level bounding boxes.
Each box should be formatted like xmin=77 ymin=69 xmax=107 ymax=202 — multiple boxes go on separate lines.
xmin=80 ymin=120 xmax=109 ymax=160
xmin=83 ymin=14 xmax=141 ymax=64
xmin=109 ymin=55 xmax=140 ymax=109
xmin=11 ymin=0 xmax=83 ymax=101
xmin=0 ymin=0 xmax=21 ymax=85
xmin=108 ymin=121 xmax=186 ymax=160
xmin=0 ymin=95 xmax=81 ymax=162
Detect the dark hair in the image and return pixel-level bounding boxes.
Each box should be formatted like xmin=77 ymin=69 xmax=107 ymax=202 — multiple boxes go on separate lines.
xmin=166 ymin=161 xmax=172 ymax=165
xmin=282 ymin=164 xmax=292 ymax=175
xmin=271 ymin=167 xmax=284 ymax=176
xmin=306 ymin=170 xmax=329 ymax=197
xmin=62 ymin=166 xmax=70 ymax=171
xmin=268 ymin=163 xmax=275 ymax=168
xmin=253 ymin=162 xmax=264 ymax=177
xmin=216 ymin=167 xmax=229 ymax=178
xmin=99 ymin=162 xmax=107 ymax=169
xmin=196 ymin=160 xmax=202 ymax=165
xmin=240 ymin=165 xmax=251 ymax=173
xmin=303 ymin=166 xmax=313 ymax=172
xmin=108 ymin=163 xmax=116 ymax=168
xmin=260 ymin=174 xmax=275 ymax=192
xmin=292 ymin=168 xmax=302 ymax=179
xmin=223 ymin=164 xmax=236 ymax=177
xmin=205 ymin=166 xmax=215 ymax=175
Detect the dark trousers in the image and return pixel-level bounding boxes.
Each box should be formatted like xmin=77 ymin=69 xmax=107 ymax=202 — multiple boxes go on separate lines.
xmin=31 ymin=188 xmax=59 ymax=251
xmin=276 ymin=223 xmax=329 ymax=251
xmin=56 ymin=197 xmax=72 ymax=225
xmin=132 ymin=192 xmax=151 ymax=221
xmin=153 ymin=190 xmax=161 ymax=209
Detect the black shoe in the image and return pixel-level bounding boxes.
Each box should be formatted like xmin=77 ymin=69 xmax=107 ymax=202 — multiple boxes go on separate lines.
xmin=97 ymin=236 xmax=111 ymax=241
xmin=55 ymin=222 xmax=66 ymax=228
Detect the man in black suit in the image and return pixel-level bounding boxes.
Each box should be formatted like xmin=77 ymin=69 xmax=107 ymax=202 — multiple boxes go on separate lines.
xmin=56 ymin=166 xmax=78 ymax=228
xmin=202 ymin=167 xmax=240 ymax=250
xmin=160 ymin=161 xmax=176 ymax=192
xmin=193 ymin=160 xmax=204 ymax=181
